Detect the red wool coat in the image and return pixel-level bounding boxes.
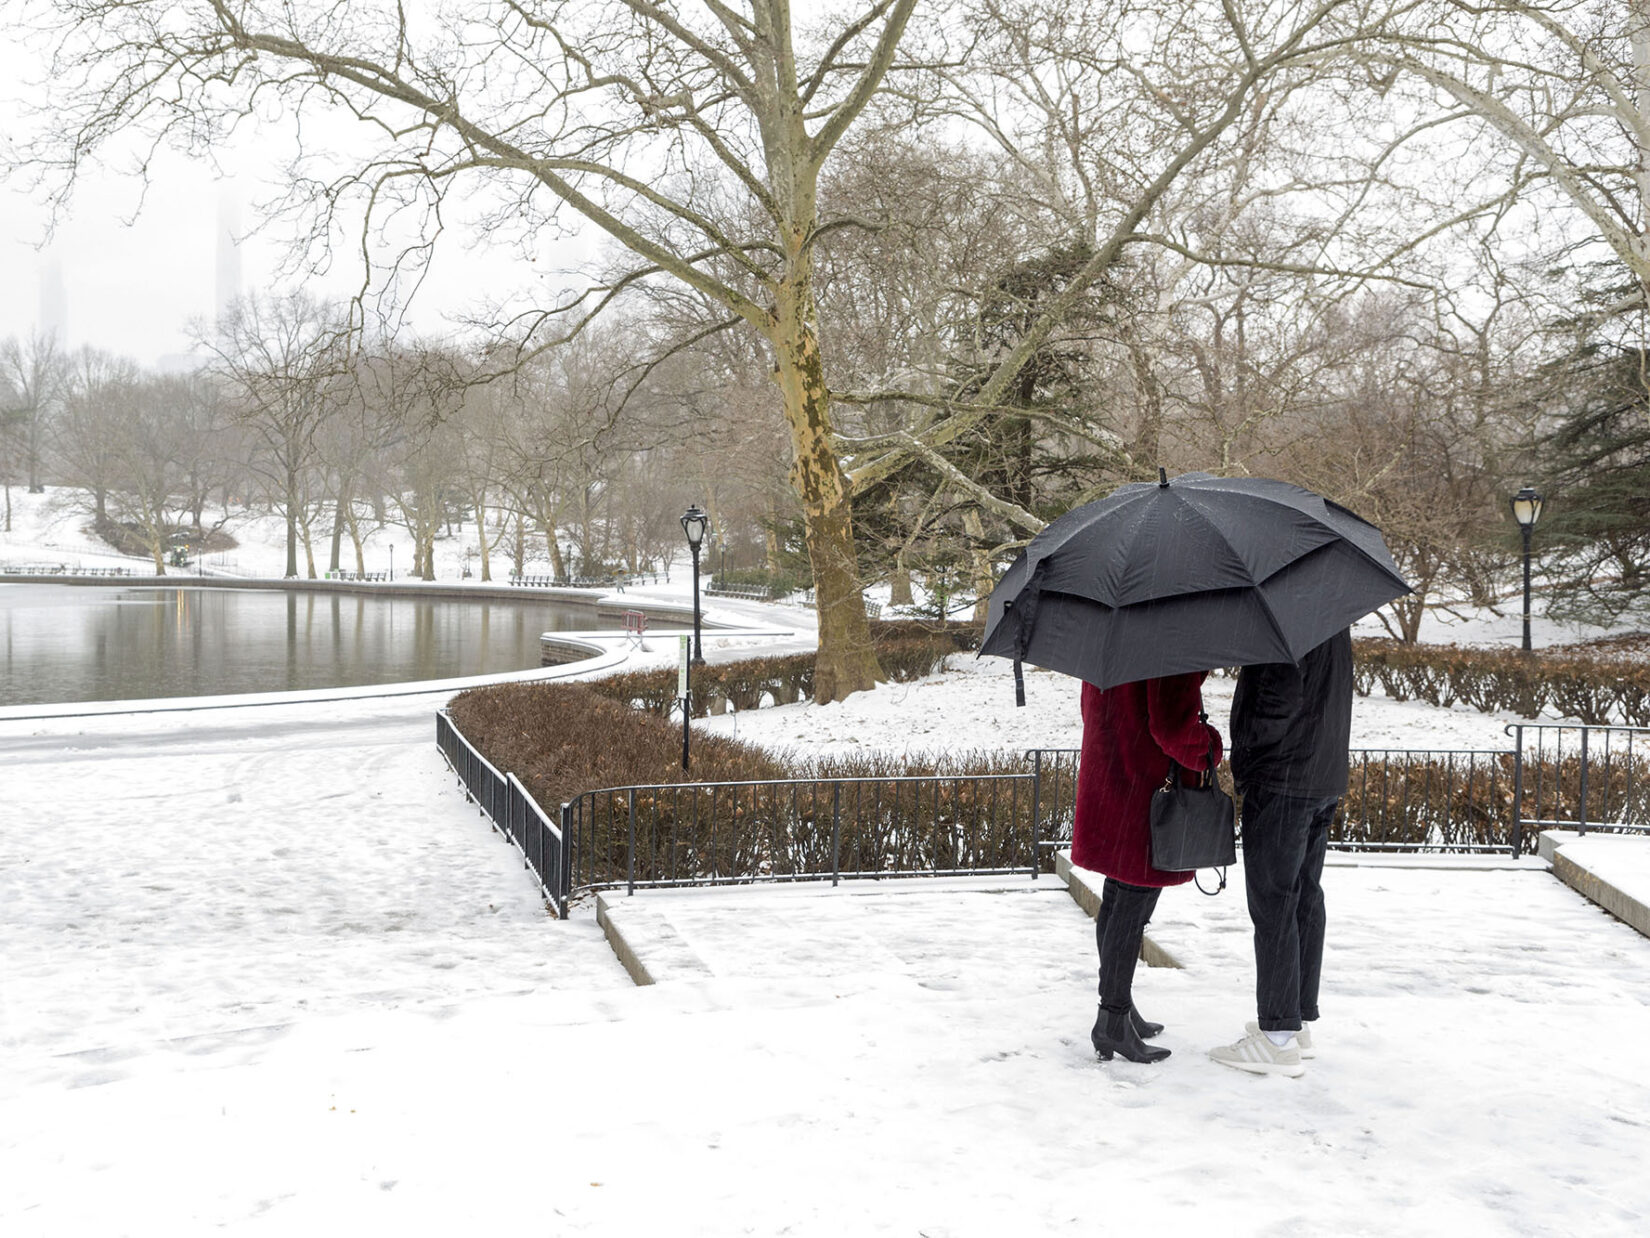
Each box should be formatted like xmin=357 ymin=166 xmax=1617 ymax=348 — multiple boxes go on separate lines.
xmin=1070 ymin=672 xmax=1224 ymax=887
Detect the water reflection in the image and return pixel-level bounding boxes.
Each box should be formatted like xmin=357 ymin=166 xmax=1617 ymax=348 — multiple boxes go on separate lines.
xmin=0 ymin=585 xmax=633 ymax=706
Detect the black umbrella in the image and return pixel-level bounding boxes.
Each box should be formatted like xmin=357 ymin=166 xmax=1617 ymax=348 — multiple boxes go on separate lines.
xmin=980 ymin=471 xmax=1410 ymax=700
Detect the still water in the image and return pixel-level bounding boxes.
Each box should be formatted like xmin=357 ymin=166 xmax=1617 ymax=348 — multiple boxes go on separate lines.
xmin=0 ymin=584 xmax=626 ymax=706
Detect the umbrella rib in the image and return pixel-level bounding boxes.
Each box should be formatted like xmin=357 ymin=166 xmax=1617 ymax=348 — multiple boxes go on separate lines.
xmin=1170 ymin=494 xmax=1255 ymax=584
xmin=1248 ymin=584 xmax=1298 ymax=664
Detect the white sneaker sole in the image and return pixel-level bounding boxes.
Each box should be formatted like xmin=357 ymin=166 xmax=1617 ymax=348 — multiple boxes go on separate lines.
xmin=1210 ymin=1052 xmax=1305 ymax=1079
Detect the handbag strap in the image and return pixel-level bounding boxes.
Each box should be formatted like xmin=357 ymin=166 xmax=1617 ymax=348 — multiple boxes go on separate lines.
xmin=1192 ymin=711 xmax=1227 ymax=897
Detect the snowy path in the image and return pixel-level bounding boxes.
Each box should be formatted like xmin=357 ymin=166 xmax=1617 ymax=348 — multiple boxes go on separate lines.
xmin=4 ymin=654 xmax=1649 ymax=1233
xmin=0 ymin=698 xmax=631 ymax=1089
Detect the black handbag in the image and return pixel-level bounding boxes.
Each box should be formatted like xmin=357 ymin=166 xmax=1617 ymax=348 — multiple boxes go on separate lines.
xmin=1149 ymin=723 xmax=1236 ymax=882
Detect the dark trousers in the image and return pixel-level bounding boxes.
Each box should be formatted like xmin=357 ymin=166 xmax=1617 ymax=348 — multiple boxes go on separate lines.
xmin=1096 ymin=877 xmax=1161 ymax=1013
xmin=1240 ymin=786 xmax=1336 ymax=1032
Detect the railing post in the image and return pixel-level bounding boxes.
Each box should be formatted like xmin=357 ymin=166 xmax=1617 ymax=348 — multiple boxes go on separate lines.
xmin=831 ymin=782 xmax=842 ymax=887
xmin=560 ymin=802 xmax=574 ymax=917
xmin=1511 ymin=726 xmax=1524 ymax=858
xmin=1578 ymin=727 xmax=1590 ymax=837
xmin=627 ymin=788 xmax=637 ymax=897
xmin=1030 ymin=750 xmax=1043 ymax=879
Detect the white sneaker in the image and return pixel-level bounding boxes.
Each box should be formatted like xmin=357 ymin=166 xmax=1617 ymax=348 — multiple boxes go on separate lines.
xmin=1211 ymin=1029 xmax=1305 ymax=1077
xmin=1247 ymin=1020 xmax=1315 ymax=1060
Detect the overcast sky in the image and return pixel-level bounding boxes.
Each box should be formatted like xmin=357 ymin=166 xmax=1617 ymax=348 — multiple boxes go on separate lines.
xmin=0 ymin=23 xmax=593 ymax=371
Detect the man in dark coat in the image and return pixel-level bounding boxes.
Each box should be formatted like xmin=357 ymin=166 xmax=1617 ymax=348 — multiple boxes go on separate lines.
xmin=1210 ymin=627 xmax=1353 ymax=1078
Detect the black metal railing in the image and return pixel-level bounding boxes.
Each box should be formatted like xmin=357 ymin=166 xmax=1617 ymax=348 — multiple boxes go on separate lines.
xmin=1341 ymin=747 xmax=1518 ymax=854
xmin=508 ymin=571 xmax=667 ymax=589
xmin=704 ymin=582 xmax=775 ymax=601
xmin=1 ymin=563 xmax=133 ymax=576
xmin=1510 ymin=724 xmax=1650 ymax=841
xmin=1030 ymin=748 xmax=1081 ymax=862
xmin=563 ymin=772 xmax=1040 ymax=895
xmin=442 ymin=718 xmax=1645 ymax=913
xmin=436 ymin=711 xmax=570 ymax=916
xmin=1027 ymin=746 xmax=1523 ymax=857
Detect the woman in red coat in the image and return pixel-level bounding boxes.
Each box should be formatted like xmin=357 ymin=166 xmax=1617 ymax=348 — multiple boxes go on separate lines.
xmin=1073 ymin=671 xmax=1223 ymax=1064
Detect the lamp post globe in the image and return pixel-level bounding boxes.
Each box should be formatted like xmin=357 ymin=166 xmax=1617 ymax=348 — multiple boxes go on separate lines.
xmin=1509 ymin=487 xmax=1543 ymax=653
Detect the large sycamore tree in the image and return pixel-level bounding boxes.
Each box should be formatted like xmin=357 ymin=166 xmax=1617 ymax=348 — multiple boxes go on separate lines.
xmin=19 ymin=0 xmax=920 ymax=701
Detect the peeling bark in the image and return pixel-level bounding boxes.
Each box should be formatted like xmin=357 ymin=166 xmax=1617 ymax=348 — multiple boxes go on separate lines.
xmin=771 ymin=274 xmax=882 ymax=703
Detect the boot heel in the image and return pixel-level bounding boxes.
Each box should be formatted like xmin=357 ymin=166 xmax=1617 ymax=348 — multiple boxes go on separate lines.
xmin=1091 ymin=1006 xmax=1172 ymax=1064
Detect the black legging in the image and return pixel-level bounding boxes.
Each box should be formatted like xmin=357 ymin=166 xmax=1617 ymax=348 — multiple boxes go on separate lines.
xmin=1096 ymin=877 xmax=1161 ymax=1013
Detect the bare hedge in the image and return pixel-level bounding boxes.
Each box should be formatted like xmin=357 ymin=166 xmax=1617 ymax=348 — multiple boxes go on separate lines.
xmin=594 ymin=619 xmax=980 ymax=718
xmin=1353 ymin=638 xmax=1650 ymax=726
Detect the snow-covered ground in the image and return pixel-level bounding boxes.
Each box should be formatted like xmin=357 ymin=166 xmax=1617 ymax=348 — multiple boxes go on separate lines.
xmin=5 ymin=486 xmax=1650 ymax=1235
xmin=701 ymin=654 xmax=1529 ymax=757
xmin=4 ymin=686 xmax=1649 ymax=1236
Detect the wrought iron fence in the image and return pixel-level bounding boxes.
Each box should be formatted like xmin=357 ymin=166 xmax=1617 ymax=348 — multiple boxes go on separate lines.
xmin=1027 ymin=746 xmax=1523 ymax=857
xmin=1341 ymin=748 xmax=1518 ymax=853
xmin=436 ymin=711 xmax=570 ymax=916
xmin=563 ymin=772 xmax=1039 ymax=895
xmin=1030 ymin=749 xmax=1081 ymax=864
xmin=1510 ymin=724 xmax=1650 ymax=840
xmin=441 ymin=716 xmax=1649 ymax=913
xmin=1 ymin=563 xmax=134 ymax=576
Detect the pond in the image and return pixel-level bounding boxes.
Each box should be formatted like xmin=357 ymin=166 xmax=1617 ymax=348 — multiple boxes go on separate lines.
xmin=0 ymin=584 xmax=644 ymax=706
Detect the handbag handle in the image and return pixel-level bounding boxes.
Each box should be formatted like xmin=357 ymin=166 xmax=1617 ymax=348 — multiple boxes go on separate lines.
xmin=1163 ymin=715 xmax=1220 ymax=791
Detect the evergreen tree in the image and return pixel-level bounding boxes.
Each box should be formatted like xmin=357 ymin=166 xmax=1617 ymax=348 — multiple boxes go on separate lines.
xmin=1534 ymin=313 xmax=1650 ymax=624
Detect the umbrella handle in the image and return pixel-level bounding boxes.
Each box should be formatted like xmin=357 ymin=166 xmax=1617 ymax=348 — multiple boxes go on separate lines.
xmin=1014 ymin=658 xmax=1025 ymax=707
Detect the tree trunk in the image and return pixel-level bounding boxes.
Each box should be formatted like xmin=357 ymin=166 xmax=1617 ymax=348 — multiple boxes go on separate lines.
xmin=346 ymin=505 xmax=365 ymax=574
xmin=962 ymin=507 xmax=994 ymax=625
xmin=889 ymin=563 xmax=913 ymax=607
xmin=771 ymin=285 xmax=882 ymax=703
xmin=765 ymin=506 xmax=782 ymax=574
xmin=284 ymin=463 xmax=300 ymax=578
xmin=329 ymin=489 xmax=347 ymax=573
xmin=546 ymin=521 xmax=564 ymax=579
xmin=27 ymin=409 xmax=43 ymax=493
xmin=475 ymin=502 xmax=492 ymax=582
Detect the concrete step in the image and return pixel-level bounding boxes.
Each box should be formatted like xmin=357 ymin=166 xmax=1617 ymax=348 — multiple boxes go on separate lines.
xmin=1541 ymin=831 xmax=1650 ymax=940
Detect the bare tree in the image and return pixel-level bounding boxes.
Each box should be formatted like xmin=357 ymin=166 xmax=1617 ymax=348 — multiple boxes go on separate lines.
xmin=1358 ymin=2 xmax=1650 ymax=308
xmin=201 ymin=293 xmax=350 ymax=578
xmin=101 ymin=374 xmax=210 ymax=574
xmin=0 ymin=331 xmax=64 ymax=495
xmin=52 ymin=346 xmax=142 ymax=530
xmin=842 ymin=0 xmax=1409 ymax=519
xmin=16 ymin=1 xmax=961 ymax=700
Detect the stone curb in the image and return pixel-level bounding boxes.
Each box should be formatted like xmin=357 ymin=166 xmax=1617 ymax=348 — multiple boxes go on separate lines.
xmin=1541 ymin=833 xmax=1650 ymax=941
xmin=1053 ymin=851 xmax=1184 ymax=969
xmin=594 ymin=892 xmax=716 ymax=986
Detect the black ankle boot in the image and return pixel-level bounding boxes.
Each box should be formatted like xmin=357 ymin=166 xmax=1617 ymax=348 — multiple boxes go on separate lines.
xmin=1130 ymin=1006 xmax=1165 ymax=1039
xmin=1092 ymin=1006 xmax=1171 ymax=1064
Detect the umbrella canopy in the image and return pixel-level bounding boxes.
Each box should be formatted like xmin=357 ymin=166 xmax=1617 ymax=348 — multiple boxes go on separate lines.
xmin=979 ymin=471 xmax=1410 ymax=698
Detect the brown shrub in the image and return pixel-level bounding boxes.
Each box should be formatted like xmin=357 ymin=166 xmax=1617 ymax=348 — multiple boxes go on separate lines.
xmin=447 ymin=681 xmax=789 ymax=812
xmin=1353 ymin=638 xmax=1650 ymax=725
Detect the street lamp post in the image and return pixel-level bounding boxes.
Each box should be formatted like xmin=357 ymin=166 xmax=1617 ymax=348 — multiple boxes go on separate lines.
xmin=1510 ymin=486 xmax=1544 ymax=653
xmin=681 ymin=505 xmax=709 ymax=665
